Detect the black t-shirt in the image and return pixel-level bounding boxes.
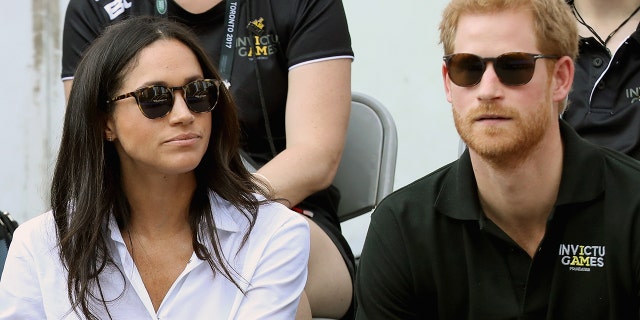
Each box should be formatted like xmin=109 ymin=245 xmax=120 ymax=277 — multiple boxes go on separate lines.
xmin=356 ymin=120 xmax=640 ymax=319
xmin=62 ymin=0 xmax=353 ymax=163
xmin=562 ymin=26 xmax=640 ymax=159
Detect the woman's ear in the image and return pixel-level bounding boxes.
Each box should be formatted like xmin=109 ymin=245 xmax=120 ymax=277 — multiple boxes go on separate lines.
xmin=105 ymin=117 xmax=116 ymax=142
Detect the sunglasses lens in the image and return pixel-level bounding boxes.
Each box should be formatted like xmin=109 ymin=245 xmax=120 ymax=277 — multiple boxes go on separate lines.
xmin=137 ymin=86 xmax=173 ymax=119
xmin=447 ymin=54 xmax=485 ymax=87
xmin=184 ymin=80 xmax=218 ymax=113
xmin=495 ymin=53 xmax=536 ymax=86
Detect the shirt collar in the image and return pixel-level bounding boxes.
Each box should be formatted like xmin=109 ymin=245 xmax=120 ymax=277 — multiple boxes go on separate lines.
xmin=208 ymin=193 xmax=242 ymax=233
xmin=631 ymin=23 xmax=640 ymax=43
xmin=434 ymin=120 xmax=605 ymax=221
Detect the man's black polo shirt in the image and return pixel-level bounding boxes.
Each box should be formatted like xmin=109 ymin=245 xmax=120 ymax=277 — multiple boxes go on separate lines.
xmin=356 ymin=120 xmax=640 ymax=319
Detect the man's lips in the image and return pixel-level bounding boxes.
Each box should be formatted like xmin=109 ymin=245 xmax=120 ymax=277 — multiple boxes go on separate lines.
xmin=475 ymin=114 xmax=512 ymax=121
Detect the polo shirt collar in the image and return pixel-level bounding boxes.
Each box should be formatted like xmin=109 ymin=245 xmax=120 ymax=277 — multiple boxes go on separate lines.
xmin=632 ymin=21 xmax=640 ymax=42
xmin=435 ymin=120 xmax=605 ymax=221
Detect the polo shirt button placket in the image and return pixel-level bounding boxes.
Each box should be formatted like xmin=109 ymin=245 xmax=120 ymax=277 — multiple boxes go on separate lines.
xmin=592 ymin=57 xmax=604 ymax=68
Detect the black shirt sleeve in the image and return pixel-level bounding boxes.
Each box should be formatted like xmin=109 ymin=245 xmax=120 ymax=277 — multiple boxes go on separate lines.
xmin=355 ymin=202 xmax=421 ymax=319
xmin=283 ymin=0 xmax=353 ymax=67
xmin=61 ymin=0 xmax=121 ymax=79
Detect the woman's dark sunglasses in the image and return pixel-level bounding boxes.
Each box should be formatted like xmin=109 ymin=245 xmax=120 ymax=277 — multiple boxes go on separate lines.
xmin=107 ymin=79 xmax=221 ymax=119
xmin=443 ymin=52 xmax=560 ymax=87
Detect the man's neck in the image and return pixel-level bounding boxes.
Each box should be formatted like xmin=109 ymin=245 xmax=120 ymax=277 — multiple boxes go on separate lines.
xmin=469 ymin=133 xmax=563 ymax=257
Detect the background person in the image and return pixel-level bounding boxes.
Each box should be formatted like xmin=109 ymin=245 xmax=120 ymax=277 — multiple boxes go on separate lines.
xmin=61 ymin=1 xmax=355 ymax=317
xmin=356 ymin=0 xmax=640 ymax=318
xmin=0 ymin=16 xmax=309 ymax=319
xmin=562 ymin=0 xmax=640 ymax=158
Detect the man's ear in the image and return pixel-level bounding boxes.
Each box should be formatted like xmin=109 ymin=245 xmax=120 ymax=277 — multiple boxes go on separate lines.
xmin=551 ymin=56 xmax=574 ymax=104
xmin=443 ymin=62 xmax=453 ymax=103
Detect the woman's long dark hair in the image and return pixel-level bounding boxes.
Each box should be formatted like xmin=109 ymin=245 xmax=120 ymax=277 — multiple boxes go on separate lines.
xmin=52 ymin=16 xmax=268 ymax=319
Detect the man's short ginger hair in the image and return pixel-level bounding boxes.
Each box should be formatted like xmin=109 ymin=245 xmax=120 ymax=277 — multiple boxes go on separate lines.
xmin=439 ymin=0 xmax=578 ymax=59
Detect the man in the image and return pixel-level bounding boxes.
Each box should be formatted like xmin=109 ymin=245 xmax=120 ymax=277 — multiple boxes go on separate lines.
xmin=355 ymin=0 xmax=640 ymax=319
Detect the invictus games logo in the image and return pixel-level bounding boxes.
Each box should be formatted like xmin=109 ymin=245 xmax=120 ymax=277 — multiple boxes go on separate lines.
xmin=559 ymin=244 xmax=605 ymax=272
xmin=236 ymin=34 xmax=279 ymax=59
xmin=236 ymin=18 xmax=278 ymax=59
xmin=627 ymin=86 xmax=640 ymax=104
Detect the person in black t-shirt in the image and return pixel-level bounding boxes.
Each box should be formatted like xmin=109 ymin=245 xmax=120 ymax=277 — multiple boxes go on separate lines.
xmin=358 ymin=0 xmax=639 ymax=318
xmin=562 ymin=0 xmax=640 ymax=159
xmin=61 ymin=0 xmax=355 ymax=318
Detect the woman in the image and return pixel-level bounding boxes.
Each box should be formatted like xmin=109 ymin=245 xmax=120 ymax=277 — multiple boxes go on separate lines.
xmin=62 ymin=0 xmax=355 ymax=318
xmin=0 ymin=17 xmax=309 ymax=319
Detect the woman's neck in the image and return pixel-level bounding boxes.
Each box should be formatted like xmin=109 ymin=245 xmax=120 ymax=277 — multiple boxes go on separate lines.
xmin=121 ymin=171 xmax=196 ymax=235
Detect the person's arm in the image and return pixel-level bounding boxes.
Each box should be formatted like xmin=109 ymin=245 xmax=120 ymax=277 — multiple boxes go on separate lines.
xmin=61 ymin=0 xmax=112 ymax=102
xmin=355 ymin=203 xmax=418 ymax=319
xmin=255 ymin=58 xmax=351 ymax=208
xmin=64 ymin=80 xmax=73 ymax=102
xmin=233 ymin=211 xmax=310 ymax=319
xmin=0 ymin=224 xmax=46 ymax=319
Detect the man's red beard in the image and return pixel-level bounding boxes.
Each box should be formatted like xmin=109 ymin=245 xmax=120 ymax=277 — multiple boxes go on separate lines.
xmin=453 ymin=101 xmax=550 ymax=166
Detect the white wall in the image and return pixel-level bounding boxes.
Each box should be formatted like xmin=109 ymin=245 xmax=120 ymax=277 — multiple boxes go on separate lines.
xmin=0 ymin=0 xmax=460 ymax=232
xmin=0 ymin=1 xmax=66 ymax=223
xmin=344 ymin=0 xmax=459 ymax=189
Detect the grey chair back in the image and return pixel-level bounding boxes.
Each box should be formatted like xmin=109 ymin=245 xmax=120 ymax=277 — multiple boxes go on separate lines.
xmin=333 ymin=92 xmax=398 ymax=222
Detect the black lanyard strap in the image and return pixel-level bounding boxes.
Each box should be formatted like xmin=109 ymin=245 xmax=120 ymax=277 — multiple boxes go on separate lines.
xmin=155 ymin=1 xmax=240 ymax=88
xmin=219 ymin=0 xmax=241 ymax=88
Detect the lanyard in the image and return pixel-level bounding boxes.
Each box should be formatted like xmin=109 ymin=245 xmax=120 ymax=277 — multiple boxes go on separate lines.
xmin=219 ymin=0 xmax=241 ymax=88
xmin=155 ymin=0 xmax=240 ymax=88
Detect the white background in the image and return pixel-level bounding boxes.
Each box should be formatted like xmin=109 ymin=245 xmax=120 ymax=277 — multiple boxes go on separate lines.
xmin=0 ymin=0 xmax=459 ymax=253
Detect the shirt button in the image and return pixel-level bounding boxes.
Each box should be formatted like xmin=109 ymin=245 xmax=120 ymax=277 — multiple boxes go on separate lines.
xmin=597 ymin=81 xmax=606 ymax=90
xmin=592 ymin=57 xmax=604 ymax=67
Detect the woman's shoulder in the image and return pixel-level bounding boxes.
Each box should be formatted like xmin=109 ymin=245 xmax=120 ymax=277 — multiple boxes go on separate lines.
xmin=14 ymin=211 xmax=55 ymax=234
xmin=257 ymin=199 xmax=308 ymax=230
xmin=211 ymin=193 xmax=308 ymax=237
xmin=10 ymin=211 xmax=58 ymax=254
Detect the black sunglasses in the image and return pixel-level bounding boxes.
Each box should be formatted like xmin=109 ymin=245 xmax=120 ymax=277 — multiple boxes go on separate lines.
xmin=107 ymin=79 xmax=221 ymax=119
xmin=443 ymin=52 xmax=560 ymax=87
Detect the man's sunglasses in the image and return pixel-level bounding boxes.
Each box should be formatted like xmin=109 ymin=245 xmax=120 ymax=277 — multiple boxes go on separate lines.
xmin=443 ymin=52 xmax=560 ymax=87
xmin=107 ymin=79 xmax=221 ymax=119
